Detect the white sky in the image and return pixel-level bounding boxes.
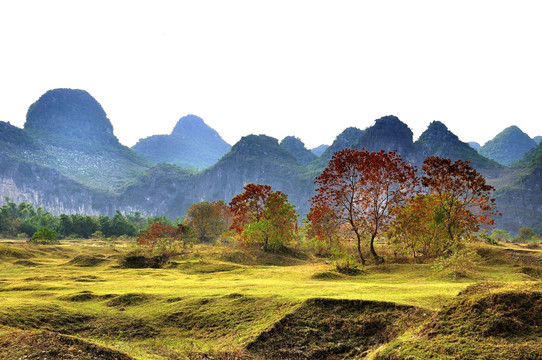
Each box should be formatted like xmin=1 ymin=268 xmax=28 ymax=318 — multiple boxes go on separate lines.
xmin=1 ymin=1 xmax=541 ymax=149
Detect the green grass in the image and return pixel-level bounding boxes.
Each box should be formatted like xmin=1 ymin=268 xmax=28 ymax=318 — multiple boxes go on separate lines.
xmin=0 ymin=240 xmax=540 ymax=359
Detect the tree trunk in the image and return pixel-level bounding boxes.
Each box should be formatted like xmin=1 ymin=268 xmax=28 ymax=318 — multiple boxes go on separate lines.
xmin=355 ymin=232 xmax=366 ymax=266
xmin=370 ymin=233 xmax=384 ymax=264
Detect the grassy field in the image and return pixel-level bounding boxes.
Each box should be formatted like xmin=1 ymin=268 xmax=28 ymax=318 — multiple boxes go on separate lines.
xmin=0 ymin=239 xmax=540 ymax=359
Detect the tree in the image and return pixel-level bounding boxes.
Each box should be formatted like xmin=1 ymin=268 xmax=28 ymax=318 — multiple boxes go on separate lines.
xmin=421 ymin=157 xmax=499 ymax=245
xmin=229 ymin=184 xmax=297 ymax=251
xmin=312 ymin=148 xmax=418 ymax=264
xmin=30 ymin=227 xmax=59 ymax=245
xmin=185 ymin=201 xmax=233 ymax=243
xmin=306 ymin=204 xmax=342 ymax=255
xmin=388 ymin=194 xmax=452 ymax=262
xmin=517 ymin=226 xmax=538 ymax=242
xmin=229 ymin=184 xmax=273 ymax=233
xmin=137 ymin=221 xmax=195 ymax=255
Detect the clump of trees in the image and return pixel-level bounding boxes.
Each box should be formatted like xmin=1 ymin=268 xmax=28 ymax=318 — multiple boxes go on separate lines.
xmin=309 ymin=150 xmax=500 ymax=265
xmin=229 ymin=183 xmax=298 ymax=252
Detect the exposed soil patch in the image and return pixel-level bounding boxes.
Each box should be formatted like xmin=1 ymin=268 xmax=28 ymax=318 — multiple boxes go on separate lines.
xmin=246 ymin=298 xmax=430 ymax=359
xmin=120 ymin=254 xmax=169 ymax=268
xmin=0 ymin=329 xmax=134 ymax=360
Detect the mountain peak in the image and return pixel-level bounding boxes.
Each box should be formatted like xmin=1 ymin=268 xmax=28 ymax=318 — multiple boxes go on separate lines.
xmin=354 ymin=115 xmax=413 ymax=154
xmin=24 ymin=88 xmax=117 ymax=147
xmin=133 ymin=114 xmax=231 ymax=170
xmin=418 ymin=121 xmax=459 ymax=143
xmin=171 ymin=114 xmax=206 ymax=136
xmin=415 ymin=120 xmax=499 ymax=169
xmin=280 ymin=136 xmax=317 ymax=165
xmin=479 ymin=125 xmax=537 ymax=166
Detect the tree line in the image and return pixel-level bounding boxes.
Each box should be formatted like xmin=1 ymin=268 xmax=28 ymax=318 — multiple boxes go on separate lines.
xmin=2 ymin=149 xmax=539 ymax=265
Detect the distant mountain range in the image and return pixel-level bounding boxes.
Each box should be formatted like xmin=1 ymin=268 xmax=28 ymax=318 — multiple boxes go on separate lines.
xmin=0 ymin=88 xmax=540 ymax=234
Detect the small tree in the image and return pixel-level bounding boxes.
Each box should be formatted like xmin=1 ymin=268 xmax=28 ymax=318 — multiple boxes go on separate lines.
xmin=306 ymin=204 xmax=342 ymax=256
xmin=388 ymin=194 xmax=454 ymax=262
xmin=229 ymin=184 xmax=273 ymax=233
xmin=421 ymin=157 xmax=499 ymax=245
xmin=137 ymin=221 xmax=195 ymax=256
xmin=30 ymin=227 xmax=59 ymax=245
xmin=312 ymin=149 xmax=418 ymax=264
xmin=516 ymin=226 xmax=538 ymax=242
xmin=490 ymin=229 xmax=512 ymax=243
xmin=230 ymin=184 xmax=297 ymax=251
xmin=185 ymin=201 xmax=233 ymax=243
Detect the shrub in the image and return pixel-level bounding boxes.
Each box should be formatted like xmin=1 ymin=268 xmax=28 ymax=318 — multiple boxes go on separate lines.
xmin=30 ymin=227 xmax=59 ymax=245
xmin=433 ymin=247 xmax=481 ymax=279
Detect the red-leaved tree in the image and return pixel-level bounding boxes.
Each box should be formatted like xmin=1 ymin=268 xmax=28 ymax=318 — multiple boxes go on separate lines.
xmin=229 ymin=184 xmax=273 ymax=233
xmin=421 ymin=156 xmax=499 ymax=244
xmin=311 ymin=148 xmax=418 ymax=264
xmin=229 ymin=184 xmax=297 ymax=251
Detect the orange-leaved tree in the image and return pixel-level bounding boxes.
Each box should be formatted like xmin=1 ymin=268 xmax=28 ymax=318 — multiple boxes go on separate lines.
xmin=185 ymin=201 xmax=233 ymax=243
xmin=306 ymin=204 xmax=342 ymax=256
xmin=421 ymin=156 xmax=499 ymax=245
xmin=311 ymin=148 xmax=418 ymax=264
xmin=229 ymin=184 xmax=297 ymax=251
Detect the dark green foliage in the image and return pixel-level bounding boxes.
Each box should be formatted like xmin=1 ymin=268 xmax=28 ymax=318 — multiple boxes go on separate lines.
xmin=30 ymin=227 xmax=58 ymax=245
xmin=132 ymin=114 xmax=231 ymax=170
xmin=479 ymin=126 xmax=537 ymax=166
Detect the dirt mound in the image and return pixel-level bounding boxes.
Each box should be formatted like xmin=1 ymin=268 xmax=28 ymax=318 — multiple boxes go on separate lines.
xmin=519 ymin=266 xmax=542 ymax=279
xmin=423 ymin=288 xmax=542 ymax=338
xmin=65 ymin=254 xmax=107 ymax=267
xmin=59 ymin=291 xmax=116 ymax=302
xmin=477 ymin=246 xmax=542 ymax=266
xmin=375 ymin=284 xmax=542 ymax=359
xmin=246 ymin=298 xmax=430 ymax=359
xmin=120 ymin=254 xmax=169 ymax=268
xmin=106 ymin=293 xmax=153 ymax=307
xmin=13 ymin=260 xmax=41 ymax=266
xmin=0 ymin=329 xmax=134 ymax=360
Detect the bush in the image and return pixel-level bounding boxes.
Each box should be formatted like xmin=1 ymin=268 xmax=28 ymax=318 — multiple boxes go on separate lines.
xmin=30 ymin=227 xmax=59 ymax=245
xmin=334 ymin=253 xmax=361 ymax=275
xmin=515 ymin=226 xmax=540 ymax=243
xmin=490 ymin=229 xmax=512 ymax=243
xmin=433 ymin=247 xmax=481 ymax=279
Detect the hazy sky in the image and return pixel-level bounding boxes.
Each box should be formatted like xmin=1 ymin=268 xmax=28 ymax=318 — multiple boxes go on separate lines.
xmin=1 ymin=1 xmax=541 ymax=149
